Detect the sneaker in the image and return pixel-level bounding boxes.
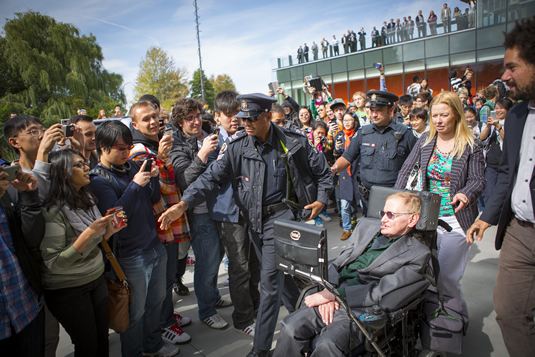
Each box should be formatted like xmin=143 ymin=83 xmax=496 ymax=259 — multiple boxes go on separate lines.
xmin=173 ymin=313 xmax=191 ymax=327
xmin=143 ymin=342 xmax=180 ymax=356
xmin=314 ymin=217 xmax=324 ymax=227
xmin=173 ymin=280 xmax=190 ymax=296
xmin=235 ymin=322 xmax=255 ymax=337
xmin=202 ymin=314 xmax=229 ymax=329
xmin=304 ymin=219 xmax=316 ymax=225
xmin=319 ymin=212 xmax=332 ymax=222
xmin=223 ymin=278 xmax=230 ymax=286
xmin=186 ymin=257 xmax=195 ymax=265
xmin=215 ymin=297 xmax=232 ymax=308
xmin=161 ymin=323 xmax=191 ymax=345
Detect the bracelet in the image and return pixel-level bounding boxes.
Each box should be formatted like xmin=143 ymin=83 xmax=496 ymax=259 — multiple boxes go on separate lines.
xmin=380 ymin=72 xmax=385 ymax=76
xmin=497 ymin=126 xmax=503 ymax=132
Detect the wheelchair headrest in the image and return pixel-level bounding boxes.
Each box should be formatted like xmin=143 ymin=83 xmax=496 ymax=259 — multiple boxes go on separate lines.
xmin=367 ymin=186 xmax=441 ymax=231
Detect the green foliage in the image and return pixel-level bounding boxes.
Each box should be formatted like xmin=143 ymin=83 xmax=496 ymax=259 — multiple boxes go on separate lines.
xmin=209 ymin=74 xmax=237 ymax=95
xmin=133 ymin=46 xmax=189 ymax=110
xmin=0 ymin=10 xmax=126 ymax=127
xmin=189 ymin=69 xmax=214 ymax=109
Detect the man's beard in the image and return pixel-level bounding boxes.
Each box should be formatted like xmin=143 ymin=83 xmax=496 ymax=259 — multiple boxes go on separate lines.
xmin=506 ymin=75 xmax=535 ymax=101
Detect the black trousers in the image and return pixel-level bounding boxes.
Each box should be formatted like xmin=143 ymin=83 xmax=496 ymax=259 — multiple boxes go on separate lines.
xmin=216 ymin=216 xmax=261 ymax=329
xmin=0 ymin=307 xmax=45 ymax=357
xmin=249 ymin=209 xmax=300 ymax=350
xmin=44 ymin=274 xmax=109 ymax=357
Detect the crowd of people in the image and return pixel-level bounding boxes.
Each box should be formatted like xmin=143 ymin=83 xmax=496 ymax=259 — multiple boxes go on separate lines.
xmin=296 ymin=1 xmax=477 ymax=62
xmin=0 ymin=14 xmax=533 ymax=357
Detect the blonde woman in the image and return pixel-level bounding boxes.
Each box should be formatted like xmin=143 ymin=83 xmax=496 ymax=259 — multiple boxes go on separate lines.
xmin=395 ymin=91 xmax=485 ymax=316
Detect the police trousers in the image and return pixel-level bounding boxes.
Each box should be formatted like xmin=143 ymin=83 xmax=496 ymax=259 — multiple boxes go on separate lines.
xmin=249 ymin=208 xmax=301 ymax=350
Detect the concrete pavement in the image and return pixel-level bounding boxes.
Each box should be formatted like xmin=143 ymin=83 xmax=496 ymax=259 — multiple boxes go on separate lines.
xmin=55 ymin=210 xmax=507 ymax=356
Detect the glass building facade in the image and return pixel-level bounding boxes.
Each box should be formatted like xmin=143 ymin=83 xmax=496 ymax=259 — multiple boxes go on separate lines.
xmin=272 ymin=0 xmax=535 ymax=105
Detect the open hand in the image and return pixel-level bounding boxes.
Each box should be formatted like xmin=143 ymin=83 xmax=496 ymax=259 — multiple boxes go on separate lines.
xmin=466 ymin=219 xmax=491 ymax=244
xmin=158 ymin=202 xmax=187 ymax=230
xmin=448 ymin=193 xmax=469 ymax=212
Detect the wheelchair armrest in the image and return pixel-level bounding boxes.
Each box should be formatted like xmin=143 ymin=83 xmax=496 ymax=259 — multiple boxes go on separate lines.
xmin=378 ymin=279 xmax=430 ymax=312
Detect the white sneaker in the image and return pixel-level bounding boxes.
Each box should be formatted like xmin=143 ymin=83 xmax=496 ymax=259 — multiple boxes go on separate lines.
xmin=173 ymin=313 xmax=191 ymax=327
xmin=161 ymin=323 xmax=191 ymax=345
xmin=319 ymin=212 xmax=332 ymax=222
xmin=143 ymin=342 xmax=180 ymax=356
xmin=202 ymin=313 xmax=229 ymax=329
xmin=235 ymin=322 xmax=255 ymax=337
xmin=215 ymin=297 xmax=232 ymax=308
xmin=304 ymin=219 xmax=316 ymax=225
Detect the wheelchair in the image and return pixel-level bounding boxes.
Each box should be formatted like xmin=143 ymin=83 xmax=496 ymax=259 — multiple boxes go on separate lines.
xmin=274 ymin=186 xmax=450 ymax=357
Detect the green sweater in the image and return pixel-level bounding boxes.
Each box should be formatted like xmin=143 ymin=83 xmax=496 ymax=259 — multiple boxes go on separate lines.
xmin=40 ymin=208 xmax=104 ymax=289
xmin=337 ymin=234 xmax=400 ymax=298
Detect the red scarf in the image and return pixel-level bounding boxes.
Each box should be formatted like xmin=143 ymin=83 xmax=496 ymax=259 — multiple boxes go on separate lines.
xmin=342 ymin=128 xmax=355 ymax=175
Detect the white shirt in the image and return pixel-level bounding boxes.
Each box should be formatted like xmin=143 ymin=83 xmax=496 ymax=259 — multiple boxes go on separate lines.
xmin=511 ymin=101 xmax=535 ymax=223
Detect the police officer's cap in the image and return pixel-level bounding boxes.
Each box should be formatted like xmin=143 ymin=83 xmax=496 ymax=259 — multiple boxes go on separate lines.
xmin=366 ymin=91 xmax=399 ymax=108
xmin=236 ymin=93 xmax=277 ymax=118
xmin=330 ymin=98 xmax=346 ymax=110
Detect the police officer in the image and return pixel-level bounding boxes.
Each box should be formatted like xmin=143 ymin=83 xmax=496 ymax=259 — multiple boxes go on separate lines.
xmin=331 ymin=90 xmax=417 ymax=215
xmin=158 ymin=93 xmax=333 ymax=357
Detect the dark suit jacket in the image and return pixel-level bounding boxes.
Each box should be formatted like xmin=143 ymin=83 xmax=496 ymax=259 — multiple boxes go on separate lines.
xmin=481 ymin=100 xmax=535 ymax=249
xmin=328 ymin=219 xmax=431 ymax=309
xmin=394 ymin=132 xmax=486 ymax=233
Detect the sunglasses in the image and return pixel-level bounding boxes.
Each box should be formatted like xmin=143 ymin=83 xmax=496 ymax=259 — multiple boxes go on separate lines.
xmin=380 ymin=211 xmax=413 ymax=220
xmin=113 ymin=145 xmax=134 ymax=152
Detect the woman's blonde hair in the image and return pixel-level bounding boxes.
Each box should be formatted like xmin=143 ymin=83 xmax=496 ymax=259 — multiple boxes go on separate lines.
xmin=425 ymin=91 xmax=475 ymax=159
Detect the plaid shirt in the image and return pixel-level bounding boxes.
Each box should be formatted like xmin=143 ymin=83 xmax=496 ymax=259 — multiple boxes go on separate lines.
xmin=0 ymin=207 xmax=42 ymax=339
xmin=129 ymin=144 xmax=190 ymax=243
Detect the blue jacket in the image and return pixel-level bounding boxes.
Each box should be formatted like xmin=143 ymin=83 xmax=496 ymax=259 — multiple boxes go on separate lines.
xmin=89 ymin=160 xmax=161 ymax=259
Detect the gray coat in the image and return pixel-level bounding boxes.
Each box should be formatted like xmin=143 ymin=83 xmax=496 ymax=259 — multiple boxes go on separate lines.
xmin=328 ymin=218 xmax=431 ymax=309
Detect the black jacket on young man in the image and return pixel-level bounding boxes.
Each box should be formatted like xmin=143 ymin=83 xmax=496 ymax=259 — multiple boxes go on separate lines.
xmin=181 ymin=124 xmax=333 ymax=233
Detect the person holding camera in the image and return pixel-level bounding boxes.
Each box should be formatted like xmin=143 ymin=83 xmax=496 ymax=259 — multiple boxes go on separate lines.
xmin=40 ymin=149 xmax=127 ymax=357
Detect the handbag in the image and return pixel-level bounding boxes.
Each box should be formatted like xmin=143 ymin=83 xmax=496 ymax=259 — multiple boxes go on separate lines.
xmin=405 ymin=150 xmax=423 ymax=191
xmin=101 ymin=237 xmax=132 ymax=332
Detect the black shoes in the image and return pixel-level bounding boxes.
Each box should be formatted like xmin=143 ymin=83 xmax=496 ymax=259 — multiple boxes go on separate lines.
xmin=173 ymin=280 xmax=190 ymax=296
xmin=246 ymin=347 xmax=273 ymax=357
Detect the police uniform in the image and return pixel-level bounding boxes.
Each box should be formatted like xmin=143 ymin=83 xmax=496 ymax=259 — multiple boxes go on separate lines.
xmin=341 ymin=91 xmax=417 ymax=215
xmin=179 ymin=93 xmax=333 ymax=356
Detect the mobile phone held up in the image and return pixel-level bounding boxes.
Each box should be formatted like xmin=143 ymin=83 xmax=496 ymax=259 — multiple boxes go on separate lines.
xmin=62 ymin=124 xmax=75 ymax=137
xmin=212 ymin=128 xmax=220 ymax=136
xmin=105 ymin=206 xmax=127 ymax=228
xmin=1 ymin=165 xmax=20 ymax=181
xmin=143 ymin=159 xmax=153 ymax=172
xmin=373 ymin=63 xmax=381 ymax=69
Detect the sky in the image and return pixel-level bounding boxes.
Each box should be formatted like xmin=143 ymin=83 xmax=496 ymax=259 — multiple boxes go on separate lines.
xmin=0 ymin=0 xmax=466 ymax=106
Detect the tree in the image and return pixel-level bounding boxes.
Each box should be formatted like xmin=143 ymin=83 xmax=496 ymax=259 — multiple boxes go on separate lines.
xmin=209 ymin=74 xmax=237 ymax=95
xmin=0 ymin=10 xmax=126 ymax=127
xmin=189 ymin=69 xmax=214 ymax=108
xmin=133 ymin=46 xmax=189 ymax=110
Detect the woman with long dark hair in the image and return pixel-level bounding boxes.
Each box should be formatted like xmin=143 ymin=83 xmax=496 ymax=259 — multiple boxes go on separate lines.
xmin=298 ymin=106 xmax=313 ymax=134
xmin=40 ymin=149 xmax=126 ymax=357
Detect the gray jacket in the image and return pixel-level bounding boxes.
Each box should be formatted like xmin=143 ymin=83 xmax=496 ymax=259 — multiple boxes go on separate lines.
xmin=328 ymin=218 xmax=431 ymax=309
xmin=181 ymin=124 xmax=333 ymax=233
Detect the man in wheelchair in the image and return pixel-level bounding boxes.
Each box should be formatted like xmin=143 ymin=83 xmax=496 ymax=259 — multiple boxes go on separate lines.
xmin=273 ymin=192 xmax=432 ymax=357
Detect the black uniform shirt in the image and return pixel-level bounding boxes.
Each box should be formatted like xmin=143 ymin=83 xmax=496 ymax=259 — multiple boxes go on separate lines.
xmin=253 ymin=127 xmax=287 ymax=205
xmin=342 ymin=119 xmax=416 ymax=189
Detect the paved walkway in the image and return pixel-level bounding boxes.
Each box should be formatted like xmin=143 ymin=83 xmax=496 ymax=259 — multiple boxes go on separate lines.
xmin=56 ymin=210 xmax=507 ymax=356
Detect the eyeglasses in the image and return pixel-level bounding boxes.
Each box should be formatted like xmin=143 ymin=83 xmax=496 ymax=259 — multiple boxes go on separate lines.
xmin=14 ymin=129 xmax=46 ymax=137
xmin=380 ymin=211 xmax=414 ymax=220
xmin=72 ymin=160 xmax=90 ymax=169
xmin=112 ymin=145 xmax=134 ymax=152
xmin=184 ymin=113 xmax=202 ymax=122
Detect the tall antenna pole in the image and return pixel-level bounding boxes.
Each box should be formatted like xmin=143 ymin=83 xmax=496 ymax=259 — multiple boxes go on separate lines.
xmin=194 ymin=0 xmax=205 ymax=103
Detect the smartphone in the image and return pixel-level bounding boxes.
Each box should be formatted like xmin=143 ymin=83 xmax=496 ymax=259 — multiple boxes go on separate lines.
xmin=490 ymin=110 xmax=497 ymax=121
xmin=143 ymin=159 xmax=153 ymax=172
xmin=164 ymin=126 xmax=173 ymax=136
xmin=62 ymin=124 xmax=75 ymax=136
xmin=212 ymin=128 xmax=220 ymax=136
xmin=105 ymin=206 xmax=127 ymax=228
xmin=1 ymin=165 xmax=20 ymax=181
xmin=60 ymin=119 xmax=71 ymax=125
xmin=373 ymin=63 xmax=381 ymax=69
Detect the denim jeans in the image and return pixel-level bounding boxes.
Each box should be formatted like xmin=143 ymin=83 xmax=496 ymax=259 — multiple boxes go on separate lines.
xmin=44 ymin=274 xmax=109 ymax=357
xmin=161 ymin=242 xmax=178 ymax=328
xmin=189 ymin=213 xmax=225 ymax=320
xmin=340 ymin=199 xmax=353 ymax=231
xmin=117 ymin=244 xmax=167 ymax=357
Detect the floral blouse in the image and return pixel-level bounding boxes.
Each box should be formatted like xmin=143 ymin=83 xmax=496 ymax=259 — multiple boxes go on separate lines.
xmin=427 ymin=148 xmax=454 ymax=217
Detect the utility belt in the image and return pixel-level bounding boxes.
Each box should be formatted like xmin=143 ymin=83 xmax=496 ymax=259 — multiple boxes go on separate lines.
xmin=356 ymin=174 xmax=370 ymax=200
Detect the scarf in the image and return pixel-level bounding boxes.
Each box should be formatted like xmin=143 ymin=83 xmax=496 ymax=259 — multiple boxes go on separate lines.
xmin=61 ymin=203 xmax=104 ymax=242
xmin=132 ymin=127 xmax=162 ymax=153
xmin=342 ymin=128 xmax=355 ymax=175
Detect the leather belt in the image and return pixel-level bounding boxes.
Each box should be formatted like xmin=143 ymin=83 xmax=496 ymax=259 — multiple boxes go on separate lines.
xmin=516 ymin=218 xmax=534 ymax=229
xmin=262 ymin=202 xmax=288 ymax=218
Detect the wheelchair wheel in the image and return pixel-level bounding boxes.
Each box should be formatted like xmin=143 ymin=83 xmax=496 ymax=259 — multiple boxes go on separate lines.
xmin=418 ymin=349 xmax=447 ymax=357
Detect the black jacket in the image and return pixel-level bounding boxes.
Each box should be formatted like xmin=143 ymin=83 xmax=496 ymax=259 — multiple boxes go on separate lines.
xmin=181 ymin=124 xmax=334 ymax=233
xmin=0 ymin=189 xmax=45 ymax=297
xmin=168 ymin=121 xmax=215 ymax=193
